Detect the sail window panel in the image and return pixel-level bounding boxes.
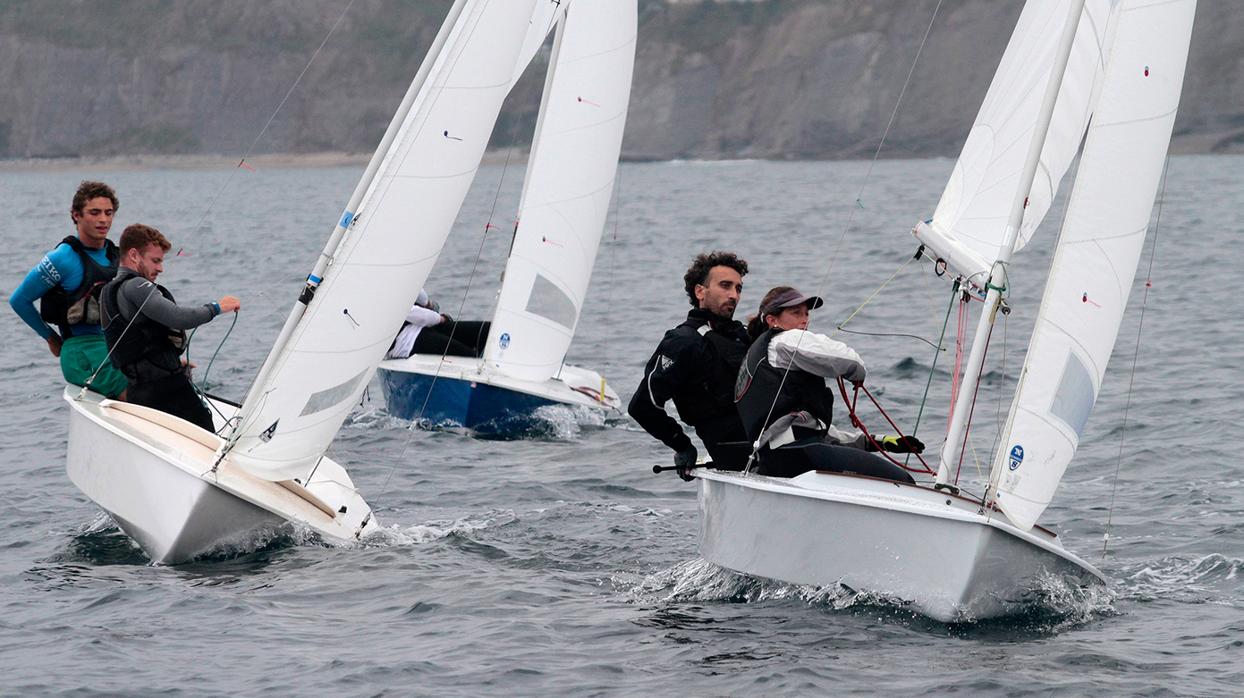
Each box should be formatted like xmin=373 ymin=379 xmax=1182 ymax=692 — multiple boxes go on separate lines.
xmin=300 ymin=369 xmax=369 ymax=417
xmin=524 ymin=273 xmax=578 ymax=330
xmin=1048 ymin=351 xmax=1096 ymax=439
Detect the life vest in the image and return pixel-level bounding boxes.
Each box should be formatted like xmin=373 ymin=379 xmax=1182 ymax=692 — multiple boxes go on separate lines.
xmin=668 ymin=312 xmax=749 ymax=431
xmin=734 ymin=328 xmax=835 ymax=444
xmin=38 ymin=236 xmax=119 ymax=338
xmin=102 ymin=273 xmax=188 ymax=382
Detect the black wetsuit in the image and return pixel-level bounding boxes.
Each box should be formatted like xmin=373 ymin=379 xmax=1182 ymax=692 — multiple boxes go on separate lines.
xmin=414 ymin=320 xmax=491 ymax=357
xmin=735 ymin=328 xmax=913 ymax=483
xmin=628 ymin=308 xmax=751 ymax=470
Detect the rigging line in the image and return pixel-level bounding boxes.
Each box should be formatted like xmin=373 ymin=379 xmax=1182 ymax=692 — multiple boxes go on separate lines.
xmin=1102 ymin=156 xmax=1169 ymax=558
xmin=186 ymin=0 xmax=358 ymax=240
xmin=807 ymin=0 xmax=943 ymax=304
xmin=834 ymin=326 xmax=939 ymax=350
xmin=953 ymin=319 xmax=994 ymax=487
xmin=905 ymin=280 xmax=959 ymax=469
xmin=831 ymin=253 xmax=917 ymax=338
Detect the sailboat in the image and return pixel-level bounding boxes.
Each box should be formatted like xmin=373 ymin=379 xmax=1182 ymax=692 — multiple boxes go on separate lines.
xmin=63 ymin=0 xmax=558 ymax=563
xmin=376 ymin=0 xmax=635 ymax=433
xmin=694 ymin=0 xmax=1196 ymax=621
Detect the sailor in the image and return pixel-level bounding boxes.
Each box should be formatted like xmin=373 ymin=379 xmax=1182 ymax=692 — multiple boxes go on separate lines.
xmin=385 ymin=289 xmax=491 ymax=359
xmin=9 ymin=181 xmax=127 ymax=398
xmin=629 ymin=251 xmax=752 ymax=480
xmin=734 ymin=286 xmax=922 ymax=483
xmin=100 ymin=224 xmax=240 ymax=431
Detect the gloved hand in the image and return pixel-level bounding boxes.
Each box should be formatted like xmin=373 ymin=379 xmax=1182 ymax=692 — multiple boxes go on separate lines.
xmin=439 ymin=313 xmax=454 ymax=325
xmin=426 ymin=299 xmax=440 ymax=312
xmin=878 ymin=434 xmax=925 ymax=454
xmin=674 ymin=446 xmax=698 ymax=482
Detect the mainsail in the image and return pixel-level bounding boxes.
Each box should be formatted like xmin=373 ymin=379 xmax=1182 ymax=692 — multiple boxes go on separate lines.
xmin=914 ymin=0 xmax=1111 ymax=286
xmin=226 ymin=0 xmax=538 ymax=481
xmin=483 ymin=0 xmax=636 ymax=382
xmin=992 ymin=0 xmax=1196 ymax=530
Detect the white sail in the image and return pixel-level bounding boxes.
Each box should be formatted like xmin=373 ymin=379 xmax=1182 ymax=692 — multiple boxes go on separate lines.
xmin=914 ymin=0 xmax=1111 ymax=286
xmin=227 ymin=0 xmax=538 ymax=481
xmin=483 ymin=0 xmax=636 ymax=382
xmin=992 ymin=0 xmax=1196 ymax=530
xmin=509 ymin=0 xmax=567 ymax=89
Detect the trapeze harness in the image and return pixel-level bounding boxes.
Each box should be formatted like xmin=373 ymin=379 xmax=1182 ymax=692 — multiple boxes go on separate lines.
xmin=102 ymin=273 xmax=189 ymax=383
xmin=38 ymin=236 xmax=119 ymax=338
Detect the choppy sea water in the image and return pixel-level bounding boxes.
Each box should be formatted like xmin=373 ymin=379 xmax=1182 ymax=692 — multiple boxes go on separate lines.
xmin=1 ymin=155 xmax=1241 ymax=695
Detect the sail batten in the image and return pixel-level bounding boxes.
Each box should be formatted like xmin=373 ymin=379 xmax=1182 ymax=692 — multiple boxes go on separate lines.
xmin=992 ymin=0 xmax=1196 ymax=530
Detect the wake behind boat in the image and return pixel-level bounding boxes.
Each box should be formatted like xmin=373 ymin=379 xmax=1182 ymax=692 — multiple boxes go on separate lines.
xmin=692 ymin=0 xmax=1194 ymax=621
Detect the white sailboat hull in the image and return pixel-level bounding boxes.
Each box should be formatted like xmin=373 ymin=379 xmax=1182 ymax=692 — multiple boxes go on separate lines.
xmin=697 ymin=469 xmax=1105 ymax=622
xmin=64 ymin=387 xmax=377 ymax=564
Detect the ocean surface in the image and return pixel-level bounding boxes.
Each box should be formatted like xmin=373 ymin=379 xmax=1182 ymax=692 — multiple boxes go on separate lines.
xmin=1 ymin=155 xmax=1241 ymax=695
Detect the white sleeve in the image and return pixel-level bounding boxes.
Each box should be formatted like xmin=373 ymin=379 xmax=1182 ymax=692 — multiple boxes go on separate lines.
xmin=403 ymin=304 xmax=443 ymax=327
xmin=768 ymin=329 xmax=866 ymax=383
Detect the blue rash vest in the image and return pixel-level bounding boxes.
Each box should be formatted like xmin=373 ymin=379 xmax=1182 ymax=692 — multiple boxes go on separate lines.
xmin=10 ymin=240 xmax=112 ymax=339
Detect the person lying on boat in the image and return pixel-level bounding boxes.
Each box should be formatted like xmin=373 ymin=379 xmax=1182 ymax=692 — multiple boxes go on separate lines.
xmin=734 ymin=286 xmax=922 ymax=484
xmin=100 ymin=224 xmax=240 ymax=432
xmin=629 ymin=251 xmax=753 ymax=480
xmin=385 ymin=289 xmax=491 ymax=359
xmin=9 ymin=181 xmax=128 ymax=400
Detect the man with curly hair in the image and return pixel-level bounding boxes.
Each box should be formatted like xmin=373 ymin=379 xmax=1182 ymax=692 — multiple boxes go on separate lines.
xmin=629 ymin=251 xmax=752 ymax=480
xmin=9 ymin=181 xmax=128 ymax=398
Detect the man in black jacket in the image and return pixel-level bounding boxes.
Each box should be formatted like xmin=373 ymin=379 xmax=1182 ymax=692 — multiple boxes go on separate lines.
xmin=629 ymin=251 xmax=751 ymax=480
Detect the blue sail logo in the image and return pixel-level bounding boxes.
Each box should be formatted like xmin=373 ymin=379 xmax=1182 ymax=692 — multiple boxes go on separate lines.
xmin=499 ymin=332 xmax=511 ymax=349
xmin=1008 ymin=444 xmax=1024 ymax=471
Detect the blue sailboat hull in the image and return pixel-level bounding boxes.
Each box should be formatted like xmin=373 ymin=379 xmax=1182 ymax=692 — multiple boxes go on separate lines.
xmin=379 ymin=368 xmax=562 ymax=435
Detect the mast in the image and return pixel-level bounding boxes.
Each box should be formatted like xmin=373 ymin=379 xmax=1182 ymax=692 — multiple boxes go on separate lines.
xmin=935 ymin=0 xmax=1087 ymax=490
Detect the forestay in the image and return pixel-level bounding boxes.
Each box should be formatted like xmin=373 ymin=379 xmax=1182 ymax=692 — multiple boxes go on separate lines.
xmin=914 ymin=0 xmax=1111 ymax=286
xmin=992 ymin=0 xmax=1196 ymax=530
xmin=227 ymin=0 xmax=538 ymax=481
xmin=483 ymin=0 xmax=636 ymax=382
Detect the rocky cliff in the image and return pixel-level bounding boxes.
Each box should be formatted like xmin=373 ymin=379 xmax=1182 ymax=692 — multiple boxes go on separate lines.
xmin=2 ymin=0 xmax=1240 ymax=161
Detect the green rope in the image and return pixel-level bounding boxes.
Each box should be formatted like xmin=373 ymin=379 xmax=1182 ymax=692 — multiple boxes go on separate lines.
xmin=905 ymin=279 xmax=960 ymax=468
xmin=195 ymin=310 xmax=240 ymax=392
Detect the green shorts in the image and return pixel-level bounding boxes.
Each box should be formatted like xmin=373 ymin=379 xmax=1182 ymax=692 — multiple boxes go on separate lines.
xmin=60 ymin=334 xmax=128 ymax=398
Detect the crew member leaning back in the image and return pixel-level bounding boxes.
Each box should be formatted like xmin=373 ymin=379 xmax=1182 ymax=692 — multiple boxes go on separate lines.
xmin=628 ymin=251 xmax=752 ymax=480
xmin=9 ymin=181 xmax=128 ymax=398
xmin=100 ymin=224 xmax=240 ymax=432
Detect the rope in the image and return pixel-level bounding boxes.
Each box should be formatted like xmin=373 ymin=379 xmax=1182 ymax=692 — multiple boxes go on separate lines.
xmin=904 ymin=279 xmax=959 ymax=470
xmin=835 ymin=378 xmax=934 ymax=474
xmin=1102 ymin=157 xmax=1169 ymax=557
